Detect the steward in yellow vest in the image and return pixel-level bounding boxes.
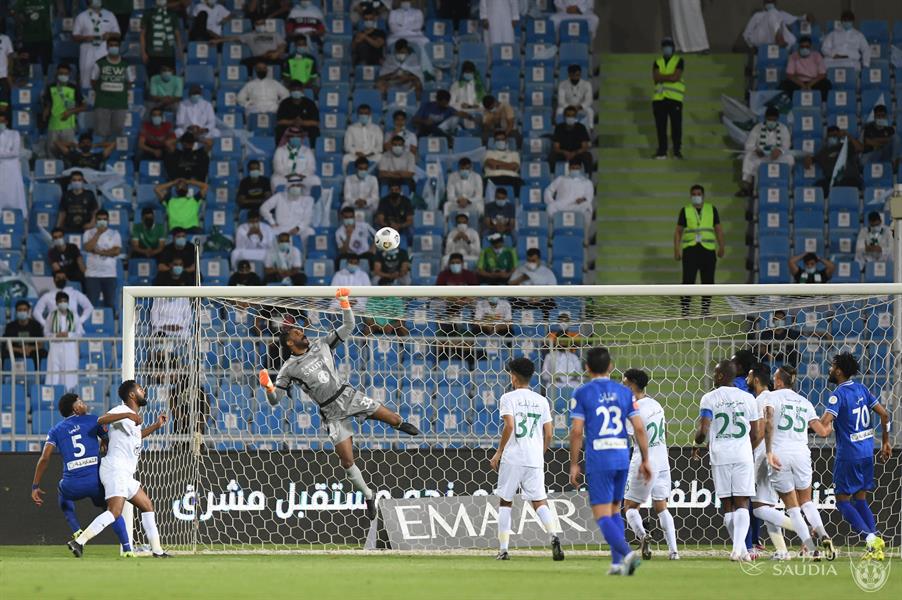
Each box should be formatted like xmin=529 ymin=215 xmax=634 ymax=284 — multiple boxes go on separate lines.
xmin=652 ymin=37 xmax=685 ymax=159
xmin=674 ymin=185 xmax=724 ymax=316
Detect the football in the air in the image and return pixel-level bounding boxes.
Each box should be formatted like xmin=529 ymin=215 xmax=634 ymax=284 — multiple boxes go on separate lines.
xmin=374 ymin=227 xmax=401 ymax=252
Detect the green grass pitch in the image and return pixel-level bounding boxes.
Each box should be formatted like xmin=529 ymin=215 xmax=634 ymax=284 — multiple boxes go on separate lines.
xmin=1 ymin=546 xmax=899 ymax=600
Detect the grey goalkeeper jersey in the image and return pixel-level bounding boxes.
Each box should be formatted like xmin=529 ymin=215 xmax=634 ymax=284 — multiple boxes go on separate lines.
xmin=268 ymin=306 xmax=355 ymax=407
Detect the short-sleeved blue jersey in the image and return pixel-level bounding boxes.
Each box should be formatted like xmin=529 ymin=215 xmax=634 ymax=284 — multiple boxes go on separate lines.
xmin=825 ymin=380 xmax=879 ymax=462
xmin=733 ymin=377 xmax=749 ymax=393
xmin=46 ymin=415 xmax=105 ymax=480
xmin=570 ymin=377 xmax=638 ymax=472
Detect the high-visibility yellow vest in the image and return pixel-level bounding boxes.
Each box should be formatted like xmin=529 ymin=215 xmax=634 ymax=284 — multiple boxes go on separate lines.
xmin=49 ymin=85 xmax=77 ymax=132
xmin=654 ymin=55 xmax=685 ymax=102
xmin=681 ymin=203 xmax=716 ymax=250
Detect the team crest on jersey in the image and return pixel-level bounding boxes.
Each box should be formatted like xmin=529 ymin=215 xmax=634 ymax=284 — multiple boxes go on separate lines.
xmin=570 ymin=398 xmax=577 ymax=411
xmin=828 ymin=395 xmax=838 ymax=405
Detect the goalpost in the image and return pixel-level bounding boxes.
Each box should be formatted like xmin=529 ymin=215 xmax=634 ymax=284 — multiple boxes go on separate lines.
xmin=120 ymin=284 xmax=901 ymax=554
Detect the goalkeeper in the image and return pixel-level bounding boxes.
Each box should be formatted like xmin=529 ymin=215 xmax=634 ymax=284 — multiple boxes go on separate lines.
xmin=259 ymin=288 xmax=420 ymax=519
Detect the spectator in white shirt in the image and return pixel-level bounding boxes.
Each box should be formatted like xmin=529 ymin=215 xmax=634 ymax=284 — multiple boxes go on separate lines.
xmin=237 ymin=62 xmax=290 ymax=114
xmin=474 ymin=297 xmax=512 ymax=336
xmin=150 ymin=285 xmax=193 ymax=338
xmin=175 ymin=84 xmax=220 ymax=149
xmin=741 ymin=0 xmax=803 ymax=48
xmin=191 ymin=0 xmax=231 ymax=37
xmin=443 ymin=213 xmax=481 ymax=265
xmin=331 ymin=255 xmax=371 ymax=311
xmin=542 ymin=348 xmax=583 ymax=389
xmin=480 ymin=0 xmax=519 ymax=46
xmin=557 ymin=64 xmax=594 ymax=128
xmin=444 ymin=157 xmax=484 ymax=218
xmin=737 ymin=106 xmax=793 ymax=197
xmin=550 ymin=0 xmax=599 ymax=39
xmin=449 ymin=61 xmax=485 ymax=129
xmin=72 ymin=2 xmax=121 ymax=89
xmin=387 ymin=0 xmax=428 ymax=48
xmin=336 ymin=206 xmax=376 ymax=262
xmin=33 ymin=273 xmax=94 ymax=329
xmin=43 ymin=291 xmax=83 ymax=390
xmin=509 ymin=248 xmax=558 ymax=286
xmin=544 ymin=158 xmax=594 ymax=228
xmin=383 ymin=110 xmax=418 ymax=155
xmin=378 ymin=135 xmax=416 ymax=188
xmin=82 ymin=209 xmax=121 ymax=316
xmin=821 ymin=10 xmax=871 ymax=70
xmin=264 ymin=231 xmax=306 ymax=285
xmin=855 ymin=212 xmax=894 ymax=267
xmin=272 ymin=127 xmax=318 ymax=191
xmin=259 ymin=177 xmax=315 ymax=245
xmin=230 ymin=210 xmax=274 ymax=268
xmin=343 ymin=157 xmax=380 ymax=211
xmin=343 ymin=104 xmax=384 ymax=171
xmin=376 ymin=39 xmax=423 ymax=98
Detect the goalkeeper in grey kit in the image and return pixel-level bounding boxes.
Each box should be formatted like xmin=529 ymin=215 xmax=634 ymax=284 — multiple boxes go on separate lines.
xmin=259 ymin=288 xmax=420 ymax=518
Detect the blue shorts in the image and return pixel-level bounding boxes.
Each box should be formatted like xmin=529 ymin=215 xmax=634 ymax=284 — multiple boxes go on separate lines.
xmin=586 ymin=469 xmax=629 ymax=506
xmin=59 ymin=475 xmax=106 ymax=508
xmin=833 ymin=458 xmax=875 ymax=496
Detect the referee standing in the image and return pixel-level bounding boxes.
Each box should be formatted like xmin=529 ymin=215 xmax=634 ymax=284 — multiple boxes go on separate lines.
xmin=674 ymin=184 xmax=725 ymax=316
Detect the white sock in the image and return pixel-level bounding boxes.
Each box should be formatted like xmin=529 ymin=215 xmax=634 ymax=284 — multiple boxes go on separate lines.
xmin=498 ymin=506 xmax=512 ymax=552
xmin=865 ymin=533 xmax=877 ymax=546
xmin=141 ymin=512 xmax=164 ymax=554
xmin=535 ymin=505 xmax=556 ymax=538
xmin=625 ymin=508 xmax=646 ymax=539
xmin=787 ymin=507 xmax=814 ymax=551
xmin=76 ymin=510 xmax=115 ymax=545
xmin=732 ymin=508 xmax=750 ymax=556
xmin=754 ymin=505 xmax=789 ymax=529
xmin=723 ymin=511 xmax=734 ymax=539
xmin=344 ymin=465 xmax=373 ymax=500
xmin=764 ymin=522 xmax=788 ymax=554
xmin=801 ymin=502 xmax=828 ymax=538
xmin=658 ymin=509 xmax=678 ymax=554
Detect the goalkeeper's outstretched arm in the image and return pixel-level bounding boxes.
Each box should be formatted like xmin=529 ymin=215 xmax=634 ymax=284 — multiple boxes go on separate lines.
xmin=326 ymin=288 xmax=355 ymax=349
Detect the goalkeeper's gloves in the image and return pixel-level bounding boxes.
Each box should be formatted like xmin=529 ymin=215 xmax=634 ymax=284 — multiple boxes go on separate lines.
xmin=259 ymin=369 xmax=275 ymax=393
xmin=335 ymin=287 xmax=351 ymax=309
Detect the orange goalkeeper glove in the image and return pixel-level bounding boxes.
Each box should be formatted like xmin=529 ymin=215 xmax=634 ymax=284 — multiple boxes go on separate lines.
xmin=259 ymin=369 xmax=275 ymax=393
xmin=335 ymin=287 xmax=351 ymax=309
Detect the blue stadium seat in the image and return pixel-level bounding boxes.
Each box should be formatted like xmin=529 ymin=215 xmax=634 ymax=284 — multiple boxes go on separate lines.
xmin=759 ymin=186 xmax=789 ymax=210
xmin=305 ymin=258 xmax=334 ymax=284
xmin=863 ymin=162 xmax=892 ymax=188
xmin=758 ymin=256 xmax=788 ymax=283
xmin=758 ymin=207 xmax=789 ymax=235
xmin=864 ymin=261 xmax=892 ymax=283
xmin=827 ymin=67 xmax=856 ymax=91
xmin=558 ymin=19 xmax=590 ymax=44
xmin=794 ymin=232 xmax=823 ymax=256
xmin=829 ymin=259 xmax=861 ymax=283
xmin=828 ymin=208 xmax=859 ymax=232
xmin=862 ymin=65 xmax=890 ymax=92
xmin=757 ymin=162 xmax=790 ymax=188
xmin=552 ymin=259 xmax=583 ymax=285
xmin=411 ymin=257 xmax=440 ymax=285
xmin=828 ymin=229 xmax=856 ymax=257
xmin=84 ymin=308 xmax=115 ymax=336
xmin=758 ymin=233 xmax=791 ymax=259
xmin=308 ymin=229 xmax=337 ymax=259
xmin=559 ymin=43 xmax=590 ymax=74
xmin=828 ymin=186 xmax=859 ymax=211
xmin=826 ymin=89 xmax=854 ymax=114
xmin=793 ymin=162 xmax=822 ymax=187
xmin=525 ymin=18 xmax=555 ymax=44
xmin=791 ymin=108 xmax=821 ymax=139
xmin=517 ymin=233 xmax=548 ymax=255
xmin=187 ymin=42 xmax=217 ymax=65
xmin=794 ymin=186 xmax=825 ymax=212
xmin=128 ymin=259 xmax=157 ymax=285
xmin=185 ymin=65 xmax=215 ymax=88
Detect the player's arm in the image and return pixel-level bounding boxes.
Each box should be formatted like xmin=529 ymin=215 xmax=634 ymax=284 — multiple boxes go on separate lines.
xmin=141 ymin=414 xmax=168 ymax=439
xmin=808 ymin=415 xmax=832 ymax=437
xmin=97 ymin=411 xmax=142 ymax=427
xmin=568 ymin=417 xmax=584 ymax=487
xmin=873 ymin=402 xmax=892 ymax=461
xmin=325 ymin=287 xmax=355 ymax=349
xmin=490 ymin=414 xmax=515 ymax=471
xmin=30 ymin=443 xmax=55 ymax=506
xmin=628 ymin=413 xmax=653 ymax=480
xmin=748 ymin=416 xmax=762 ymax=447
xmin=694 ymin=410 xmax=712 ymax=445
xmin=764 ymin=405 xmax=782 ymax=469
xmin=542 ymin=421 xmax=553 ymax=454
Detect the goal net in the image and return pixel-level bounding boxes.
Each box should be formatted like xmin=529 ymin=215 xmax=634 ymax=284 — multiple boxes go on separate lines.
xmin=122 ymin=284 xmax=901 ymax=554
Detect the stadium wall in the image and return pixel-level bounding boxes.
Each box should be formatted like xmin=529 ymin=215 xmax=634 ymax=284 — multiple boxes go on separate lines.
xmin=2 ymin=449 xmax=898 ymax=547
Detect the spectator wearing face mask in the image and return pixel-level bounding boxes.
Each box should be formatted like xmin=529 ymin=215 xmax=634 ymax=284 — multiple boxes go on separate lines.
xmin=82 ymin=209 xmax=121 ymax=314
xmin=343 ymin=158 xmax=380 ymax=212
xmin=856 ymin=105 xmax=899 ymax=169
xmin=237 ymin=61 xmax=289 ymax=114
xmin=48 ymin=228 xmax=87 ymax=283
xmin=481 ymin=95 xmax=518 ymax=147
xmin=372 ymin=246 xmax=411 ymax=285
xmin=412 ymin=89 xmax=468 ymax=140
xmin=229 ymin=259 xmax=263 ymax=286
xmin=336 ymin=206 xmax=376 ymax=264
xmin=90 ymin=36 xmax=134 ymax=141
xmin=343 ymin=104 xmax=384 ymax=171
xmin=141 ymin=0 xmax=182 ymax=76
xmin=57 ymin=171 xmax=98 ymax=233
xmin=2 ymin=301 xmax=47 ymax=369
xmin=175 ymin=84 xmax=220 ymax=146
xmin=855 ymin=212 xmax=894 ymax=267
xmin=154 ymin=256 xmax=194 ymax=287
xmin=72 ymin=0 xmax=120 ymax=89
xmin=139 ymin=108 xmax=177 ymax=163
xmin=352 ymin=8 xmax=387 ymax=66
xmin=276 ymin=80 xmax=320 ymax=145
xmin=378 ymin=135 xmax=416 ymax=189
xmin=544 ymin=158 xmax=594 ymax=233
xmin=240 ymin=17 xmax=287 ymax=69
xmin=376 ymin=39 xmax=423 ymax=98
xmin=282 ymin=34 xmax=320 ymax=89
xmin=673 ymin=185 xmax=724 ymax=316
xmin=40 ymin=64 xmax=87 ymax=159
xmin=63 ymin=133 xmax=115 ymax=171
xmin=383 ymin=110 xmax=418 ymax=156
xmin=510 ymin=248 xmax=558 ymax=286
xmin=260 ymin=176 xmax=316 ymax=245
xmin=789 ymin=252 xmax=834 ymax=284
xmin=477 ymin=233 xmax=518 ymax=285
xmin=158 ymin=228 xmax=198 ymax=274
xmin=43 ymin=291 xmax=83 ymax=390
xmin=331 ymin=255 xmax=371 ymax=310
xmin=754 ymin=309 xmax=801 ymax=367
xmin=803 ymin=126 xmax=862 ymax=193
xmin=443 ymin=213 xmax=480 ymax=265
xmin=484 ymin=130 xmax=522 ymax=194
xmin=236 ymin=160 xmax=273 ymax=211
xmin=231 ymin=210 xmax=274 ymax=268
xmin=130 ymin=208 xmax=167 ymax=259
xmin=148 ymin=65 xmax=184 ymax=111
xmin=444 ymin=158 xmax=484 ymax=217
xmin=264 ymin=232 xmax=306 ymax=285
xmin=473 ymin=296 xmax=512 ymax=336
xmin=436 ymin=252 xmax=479 ymax=285
xmin=652 ymin=37 xmax=684 ymax=160
xmin=557 ymin=65 xmax=594 ymax=129
xmin=821 ymin=10 xmax=870 ymax=71
xmin=779 ymin=35 xmax=831 ymax=101
xmin=736 ymin=106 xmax=793 ymax=197
xmin=375 ymin=182 xmax=414 ymax=236
xmin=542 ymin=345 xmax=583 ymax=389
xmin=482 ymin=188 xmax=515 ymax=236
xmin=387 ymin=0 xmax=428 ymax=48
xmin=742 ymin=1 xmax=804 ymax=48
xmin=33 ymin=272 xmax=93 ymax=329
xmin=272 ymin=127 xmax=317 ymax=190
xmin=155 ymin=177 xmax=208 ymax=232
xmin=191 ymin=0 xmax=232 ymax=37
xmin=450 ymin=61 xmax=485 ymax=129
xmin=550 ymin=109 xmax=593 ymax=175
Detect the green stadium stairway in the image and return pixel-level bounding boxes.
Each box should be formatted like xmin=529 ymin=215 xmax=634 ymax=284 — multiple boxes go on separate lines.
xmin=594 ymin=53 xmax=749 ymax=285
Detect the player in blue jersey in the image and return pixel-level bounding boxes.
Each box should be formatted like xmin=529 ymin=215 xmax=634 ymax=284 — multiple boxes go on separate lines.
xmin=30 ymin=393 xmax=133 ymax=556
xmin=820 ymin=353 xmax=892 ymax=560
xmin=569 ymin=347 xmax=651 ymax=576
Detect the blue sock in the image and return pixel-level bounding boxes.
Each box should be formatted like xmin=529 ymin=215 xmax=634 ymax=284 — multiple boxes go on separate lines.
xmin=598 ymin=516 xmax=631 ymax=564
xmin=110 ymin=516 xmax=132 ymax=552
xmin=836 ymin=500 xmax=869 ymax=535
xmin=58 ymin=498 xmax=81 ymax=534
xmin=746 ymin=515 xmax=759 ymax=550
xmin=852 ymin=499 xmax=877 ymax=535
xmin=612 ymin=514 xmax=630 ymax=553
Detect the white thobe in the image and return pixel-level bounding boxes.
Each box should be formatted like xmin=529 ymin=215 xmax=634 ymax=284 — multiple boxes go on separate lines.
xmin=741 ymin=9 xmax=798 ymax=48
xmin=386 ymin=8 xmax=429 ymax=48
xmin=271 ymin=145 xmax=317 ymax=191
xmin=191 ymin=3 xmax=230 ymax=36
xmin=821 ymin=28 xmax=871 ymax=70
xmin=669 ymin=0 xmax=709 ymax=53
xmin=335 ymin=222 xmax=376 ymax=256
xmin=230 ymin=222 xmax=274 ymax=268
xmin=330 ymin=269 xmax=370 ymax=310
xmin=343 ymin=174 xmax=380 ymax=211
xmin=544 ymin=175 xmax=594 ymax=228
xmin=342 ymin=124 xmax=384 ymax=170
xmin=542 ymin=350 xmax=583 ymax=389
xmin=444 ymin=172 xmax=484 ymax=217
xmin=33 ymin=287 xmax=93 ymax=328
xmin=259 ymin=192 xmax=315 ymax=242
xmin=480 ymin=0 xmax=519 ymax=46
xmin=0 ymin=35 xmax=14 ymax=79
xmin=556 ymin=79 xmax=595 ymax=126
xmin=73 ymin=9 xmax=120 ymax=89
xmin=444 ymin=227 xmax=481 ymax=263
xmin=855 ymin=225 xmax=894 ymax=265
xmin=236 ymin=78 xmax=290 ymax=114
xmin=550 ymin=0 xmax=598 ymax=38
xmin=741 ymin=123 xmax=794 ymax=181
xmin=175 ymin=99 xmax=221 ymax=138
xmin=0 ymin=129 xmax=26 ymax=214
xmin=150 ymin=297 xmax=192 ymax=338
xmin=43 ymin=309 xmax=83 ymax=390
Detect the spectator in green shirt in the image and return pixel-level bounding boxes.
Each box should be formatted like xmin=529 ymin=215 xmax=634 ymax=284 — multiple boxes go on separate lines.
xmin=476 ymin=232 xmax=518 ymax=285
xmin=148 ymin=64 xmax=184 ymax=111
xmin=12 ymin=0 xmax=53 ymax=74
xmin=154 ymin=178 xmax=208 ymax=232
xmin=363 ymin=278 xmax=409 ymax=336
xmin=130 ymin=207 xmax=167 ymax=258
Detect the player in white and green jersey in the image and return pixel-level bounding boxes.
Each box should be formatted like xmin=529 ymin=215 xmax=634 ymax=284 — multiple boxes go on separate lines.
xmin=621 ymin=369 xmax=679 ymax=561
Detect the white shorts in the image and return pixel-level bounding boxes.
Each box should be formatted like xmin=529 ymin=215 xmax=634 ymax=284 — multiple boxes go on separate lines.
xmin=100 ymin=465 xmax=141 ymax=500
xmin=624 ymin=463 xmax=672 ymax=504
xmin=496 ymin=463 xmax=547 ymax=502
xmin=752 ymin=453 xmax=778 ymax=505
xmin=769 ymin=452 xmax=813 ymax=494
xmin=712 ymin=461 xmax=755 ymax=499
